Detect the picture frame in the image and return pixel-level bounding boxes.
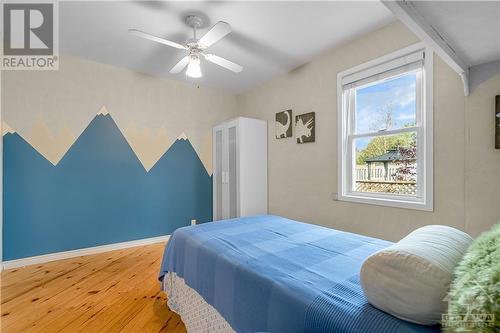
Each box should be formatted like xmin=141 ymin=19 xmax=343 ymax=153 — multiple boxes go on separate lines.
xmin=275 ymin=109 xmax=292 ymax=139
xmin=295 ymin=112 xmax=315 ymax=144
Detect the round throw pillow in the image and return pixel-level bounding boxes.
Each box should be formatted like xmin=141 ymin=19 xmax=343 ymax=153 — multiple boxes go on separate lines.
xmin=360 ymin=225 xmax=473 ymax=325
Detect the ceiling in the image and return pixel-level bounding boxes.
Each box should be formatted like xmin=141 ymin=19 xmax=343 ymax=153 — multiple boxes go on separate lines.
xmin=59 ymin=1 xmax=394 ymax=93
xmin=411 ymin=1 xmax=500 ymax=67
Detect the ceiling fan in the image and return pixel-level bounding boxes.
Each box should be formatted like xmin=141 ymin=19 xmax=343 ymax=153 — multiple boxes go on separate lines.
xmin=129 ymin=15 xmax=243 ymax=78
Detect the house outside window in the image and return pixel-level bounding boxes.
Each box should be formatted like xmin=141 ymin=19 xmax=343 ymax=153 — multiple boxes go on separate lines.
xmin=337 ymin=43 xmax=433 ymax=211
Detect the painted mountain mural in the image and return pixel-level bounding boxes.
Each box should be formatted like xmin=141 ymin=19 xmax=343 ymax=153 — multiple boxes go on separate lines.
xmin=3 ymin=114 xmax=212 ymax=260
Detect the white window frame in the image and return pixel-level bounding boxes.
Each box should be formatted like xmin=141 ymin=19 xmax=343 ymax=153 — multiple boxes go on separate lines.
xmin=337 ymin=43 xmax=433 ymax=211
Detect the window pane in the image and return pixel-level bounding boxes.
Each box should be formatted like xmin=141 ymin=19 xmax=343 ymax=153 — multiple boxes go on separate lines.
xmin=355 ymin=72 xmax=417 ymax=134
xmin=354 ymin=132 xmax=417 ymax=196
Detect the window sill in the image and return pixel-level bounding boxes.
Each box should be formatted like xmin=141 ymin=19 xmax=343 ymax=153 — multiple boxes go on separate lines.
xmin=338 ymin=192 xmax=433 ymax=211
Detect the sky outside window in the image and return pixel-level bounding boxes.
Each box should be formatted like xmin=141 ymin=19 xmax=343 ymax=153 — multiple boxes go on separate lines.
xmin=355 ymin=73 xmax=417 ymax=150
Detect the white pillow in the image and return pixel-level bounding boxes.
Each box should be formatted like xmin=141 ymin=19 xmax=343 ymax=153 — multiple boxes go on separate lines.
xmin=360 ymin=225 xmax=472 ymax=325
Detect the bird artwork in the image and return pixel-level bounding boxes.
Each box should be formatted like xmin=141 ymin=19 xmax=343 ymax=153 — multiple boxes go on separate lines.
xmin=295 ymin=112 xmax=315 ymax=144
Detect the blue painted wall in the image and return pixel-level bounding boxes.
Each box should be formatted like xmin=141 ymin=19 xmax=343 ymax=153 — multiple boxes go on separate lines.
xmin=3 ymin=114 xmax=212 ymax=260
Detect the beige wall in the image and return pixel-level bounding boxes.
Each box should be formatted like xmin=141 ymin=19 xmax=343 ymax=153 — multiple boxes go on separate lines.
xmin=237 ymin=21 xmax=500 ymax=240
xmin=2 ymin=54 xmax=238 ymax=173
xmin=465 ymin=74 xmax=500 ymax=237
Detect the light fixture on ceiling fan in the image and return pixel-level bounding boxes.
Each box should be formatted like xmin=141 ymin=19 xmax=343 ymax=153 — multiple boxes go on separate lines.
xmin=129 ymin=15 xmax=243 ymax=79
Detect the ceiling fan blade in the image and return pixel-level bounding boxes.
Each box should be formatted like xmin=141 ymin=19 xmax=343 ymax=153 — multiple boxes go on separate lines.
xmin=170 ymin=56 xmax=190 ymax=74
xmin=198 ymin=21 xmax=231 ymax=48
xmin=204 ymin=54 xmax=243 ymax=73
xmin=129 ymin=29 xmax=187 ymax=50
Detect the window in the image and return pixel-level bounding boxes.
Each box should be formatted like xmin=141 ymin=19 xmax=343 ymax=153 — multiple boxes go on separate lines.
xmin=337 ymin=44 xmax=433 ymax=211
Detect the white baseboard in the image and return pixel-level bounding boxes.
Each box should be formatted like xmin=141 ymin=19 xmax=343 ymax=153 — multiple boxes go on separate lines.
xmin=2 ymin=234 xmax=170 ymax=270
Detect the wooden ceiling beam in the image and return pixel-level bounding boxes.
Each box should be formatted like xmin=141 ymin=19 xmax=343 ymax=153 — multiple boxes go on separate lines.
xmin=382 ymin=0 xmax=470 ymax=96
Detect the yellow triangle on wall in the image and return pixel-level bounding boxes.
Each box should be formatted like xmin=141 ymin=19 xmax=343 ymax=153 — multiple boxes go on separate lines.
xmin=29 ymin=117 xmax=76 ymax=165
xmin=123 ymin=123 xmax=172 ymax=172
xmin=2 ymin=121 xmax=15 ymax=135
xmin=97 ymin=106 xmax=109 ymax=115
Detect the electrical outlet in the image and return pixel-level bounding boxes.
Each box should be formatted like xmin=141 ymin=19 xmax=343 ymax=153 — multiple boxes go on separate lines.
xmin=191 ymin=219 xmax=197 ymax=226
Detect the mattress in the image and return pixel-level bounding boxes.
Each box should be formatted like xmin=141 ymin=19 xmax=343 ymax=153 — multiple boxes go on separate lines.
xmin=159 ymin=215 xmax=441 ymax=333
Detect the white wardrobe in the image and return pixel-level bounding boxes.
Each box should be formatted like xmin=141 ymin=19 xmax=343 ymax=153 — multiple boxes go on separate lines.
xmin=213 ymin=117 xmax=268 ymax=221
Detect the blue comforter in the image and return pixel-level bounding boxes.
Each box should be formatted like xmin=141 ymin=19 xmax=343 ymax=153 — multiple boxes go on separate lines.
xmin=159 ymin=215 xmax=440 ymax=333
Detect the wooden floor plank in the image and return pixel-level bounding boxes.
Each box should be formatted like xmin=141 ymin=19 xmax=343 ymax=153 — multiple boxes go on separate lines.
xmin=118 ymin=291 xmax=172 ymax=333
xmin=26 ymin=246 xmax=161 ymax=332
xmin=48 ymin=253 xmax=163 ymax=332
xmin=1 ymin=243 xmax=187 ymax=333
xmin=1 ymin=261 xmax=84 ymax=302
xmin=1 ymin=246 xmax=147 ymax=330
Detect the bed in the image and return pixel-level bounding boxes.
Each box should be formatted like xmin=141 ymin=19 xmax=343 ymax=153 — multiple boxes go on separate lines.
xmin=159 ymin=215 xmax=440 ymax=333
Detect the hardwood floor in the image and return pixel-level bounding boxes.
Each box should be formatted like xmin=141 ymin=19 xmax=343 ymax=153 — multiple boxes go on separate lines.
xmin=1 ymin=243 xmax=187 ymax=333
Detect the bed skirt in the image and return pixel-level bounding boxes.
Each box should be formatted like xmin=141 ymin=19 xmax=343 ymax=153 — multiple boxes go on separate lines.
xmin=162 ymin=272 xmax=235 ymax=333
